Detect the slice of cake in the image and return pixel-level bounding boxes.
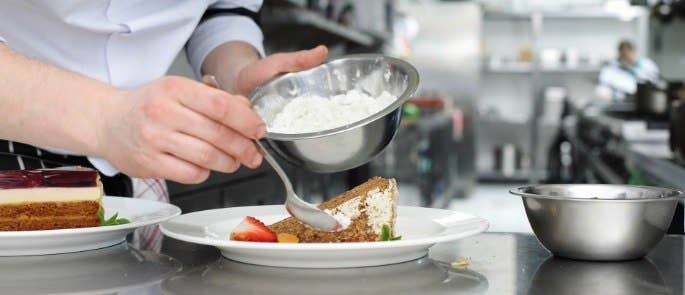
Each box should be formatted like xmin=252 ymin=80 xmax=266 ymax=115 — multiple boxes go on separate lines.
xmin=268 ymin=177 xmax=399 ymax=243
xmin=0 ymin=167 xmax=103 ymax=231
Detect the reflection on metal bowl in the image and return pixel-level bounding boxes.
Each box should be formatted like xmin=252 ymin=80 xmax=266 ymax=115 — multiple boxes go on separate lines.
xmin=529 ymin=257 xmax=668 ymax=295
xmin=511 ymin=184 xmax=684 ymax=261
xmin=250 ymin=54 xmax=419 ymax=173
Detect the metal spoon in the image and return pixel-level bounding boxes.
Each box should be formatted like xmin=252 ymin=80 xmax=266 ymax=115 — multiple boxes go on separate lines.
xmin=201 ymin=75 xmax=342 ymax=232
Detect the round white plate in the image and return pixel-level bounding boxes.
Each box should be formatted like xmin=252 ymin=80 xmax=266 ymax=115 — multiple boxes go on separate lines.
xmin=0 ymin=196 xmax=181 ymax=256
xmin=160 ymin=205 xmax=489 ymax=268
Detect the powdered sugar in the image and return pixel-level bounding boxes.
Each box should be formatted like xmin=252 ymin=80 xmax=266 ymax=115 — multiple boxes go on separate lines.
xmin=265 ymin=90 xmax=397 ymax=134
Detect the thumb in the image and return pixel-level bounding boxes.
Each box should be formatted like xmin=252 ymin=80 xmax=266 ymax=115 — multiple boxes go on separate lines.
xmin=275 ymin=45 xmax=328 ymax=73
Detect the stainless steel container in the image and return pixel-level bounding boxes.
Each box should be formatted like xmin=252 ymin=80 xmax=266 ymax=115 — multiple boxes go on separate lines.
xmin=636 ymin=81 xmax=669 ymax=117
xmin=510 ymin=184 xmax=683 ymax=261
xmin=250 ymin=54 xmax=419 ymax=173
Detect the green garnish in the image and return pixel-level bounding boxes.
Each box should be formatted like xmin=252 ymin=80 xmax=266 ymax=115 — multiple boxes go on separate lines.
xmin=98 ymin=208 xmax=131 ymax=226
xmin=380 ymin=224 xmax=402 ymax=241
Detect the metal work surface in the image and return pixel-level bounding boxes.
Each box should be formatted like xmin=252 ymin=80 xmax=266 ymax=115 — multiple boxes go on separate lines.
xmin=3 ymin=233 xmax=680 ymax=294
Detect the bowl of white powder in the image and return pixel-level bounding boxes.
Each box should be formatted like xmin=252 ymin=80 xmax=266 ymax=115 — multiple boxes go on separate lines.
xmin=250 ymin=54 xmax=419 ymax=173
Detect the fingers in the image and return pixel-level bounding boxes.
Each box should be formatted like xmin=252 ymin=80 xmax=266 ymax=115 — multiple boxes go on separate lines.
xmin=154 ymin=153 xmax=210 ymax=184
xmin=268 ymin=45 xmax=329 ymax=74
xmin=201 ymin=74 xmax=251 ymax=106
xmin=163 ymin=131 xmax=242 ymax=174
xmin=170 ymin=103 xmax=263 ymax=169
xmin=176 ymin=82 xmax=265 ymax=140
xmin=279 ymin=45 xmax=328 ymax=73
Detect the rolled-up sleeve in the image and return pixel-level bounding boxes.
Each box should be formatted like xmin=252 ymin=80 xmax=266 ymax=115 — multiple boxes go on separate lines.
xmin=187 ymin=0 xmax=265 ymax=78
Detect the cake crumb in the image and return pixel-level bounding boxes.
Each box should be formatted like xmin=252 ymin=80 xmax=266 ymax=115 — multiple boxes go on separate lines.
xmin=451 ymin=257 xmax=470 ymax=269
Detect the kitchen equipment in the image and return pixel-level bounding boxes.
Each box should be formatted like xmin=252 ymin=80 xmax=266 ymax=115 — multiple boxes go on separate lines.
xmin=249 ymin=54 xmax=419 ymax=173
xmin=510 ymin=184 xmax=683 ymax=261
xmin=669 ymin=99 xmax=685 ymax=163
xmin=636 ymin=81 xmax=669 ymax=118
xmin=202 ymin=75 xmax=341 ymax=232
xmin=540 ymin=49 xmax=562 ymax=69
xmin=493 ymin=144 xmax=523 ymax=177
xmin=667 ymin=81 xmax=685 ymax=101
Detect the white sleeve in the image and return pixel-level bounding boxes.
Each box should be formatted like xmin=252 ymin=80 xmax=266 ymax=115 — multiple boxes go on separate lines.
xmin=187 ymin=0 xmax=265 ymax=79
xmin=40 ymin=146 xmax=119 ymax=177
xmin=0 ymin=36 xmax=5 ymax=43
xmin=87 ymin=156 xmax=120 ymax=177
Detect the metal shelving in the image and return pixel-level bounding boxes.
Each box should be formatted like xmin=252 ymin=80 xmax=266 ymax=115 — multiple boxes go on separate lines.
xmin=263 ymin=0 xmax=387 ymax=49
xmin=263 ymin=8 xmax=376 ymax=47
xmin=483 ymin=9 xmax=646 ymax=21
xmin=485 ymin=64 xmax=601 ymax=74
xmin=480 ymin=6 xmax=649 ymax=184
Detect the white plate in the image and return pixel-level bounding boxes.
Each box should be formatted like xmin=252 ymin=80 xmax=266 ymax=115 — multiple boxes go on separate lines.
xmin=0 ymin=196 xmax=181 ymax=256
xmin=160 ymin=205 xmax=489 ymax=268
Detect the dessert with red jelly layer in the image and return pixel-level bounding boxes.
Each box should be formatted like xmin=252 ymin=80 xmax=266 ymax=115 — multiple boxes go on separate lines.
xmin=0 ymin=167 xmax=103 ymax=231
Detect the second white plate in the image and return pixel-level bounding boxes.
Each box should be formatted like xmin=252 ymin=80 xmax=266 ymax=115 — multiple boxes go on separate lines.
xmin=0 ymin=196 xmax=181 ymax=256
xmin=160 ymin=205 xmax=489 ymax=268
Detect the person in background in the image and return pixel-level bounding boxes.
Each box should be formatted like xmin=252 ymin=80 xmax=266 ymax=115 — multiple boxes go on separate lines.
xmin=598 ymin=39 xmax=660 ymax=100
xmin=0 ymin=1 xmax=327 ymax=251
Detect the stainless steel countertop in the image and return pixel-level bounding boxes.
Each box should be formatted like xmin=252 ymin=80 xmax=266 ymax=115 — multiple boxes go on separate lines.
xmin=1 ymin=233 xmax=682 ymax=294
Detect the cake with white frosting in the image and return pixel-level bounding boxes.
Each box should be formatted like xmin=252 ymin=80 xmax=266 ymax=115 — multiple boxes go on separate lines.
xmin=268 ymin=177 xmax=398 ymax=243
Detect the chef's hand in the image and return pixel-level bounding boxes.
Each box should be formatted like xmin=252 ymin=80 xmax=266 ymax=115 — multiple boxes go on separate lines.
xmin=233 ymin=45 xmax=328 ymax=95
xmin=99 ymin=76 xmax=265 ymax=184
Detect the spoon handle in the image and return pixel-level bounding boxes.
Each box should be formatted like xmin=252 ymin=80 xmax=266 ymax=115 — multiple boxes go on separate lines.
xmin=254 ymin=140 xmax=294 ymax=194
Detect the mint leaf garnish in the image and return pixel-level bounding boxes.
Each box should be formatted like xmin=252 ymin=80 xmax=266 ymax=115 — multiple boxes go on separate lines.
xmin=98 ymin=209 xmax=131 ymax=226
xmin=381 ymin=224 xmax=390 ymax=241
xmin=104 ymin=212 xmax=119 ymax=225
xmin=380 ymin=224 xmax=401 ymax=241
xmin=97 ymin=208 xmax=105 ymax=225
xmin=115 ymin=218 xmax=131 ymax=225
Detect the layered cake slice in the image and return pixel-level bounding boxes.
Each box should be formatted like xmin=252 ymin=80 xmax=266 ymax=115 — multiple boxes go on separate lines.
xmin=0 ymin=167 xmax=103 ymax=231
xmin=268 ymin=177 xmax=399 ymax=243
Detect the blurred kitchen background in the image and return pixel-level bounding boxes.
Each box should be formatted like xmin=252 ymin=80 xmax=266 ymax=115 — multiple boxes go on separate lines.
xmin=166 ymin=0 xmax=685 ymax=234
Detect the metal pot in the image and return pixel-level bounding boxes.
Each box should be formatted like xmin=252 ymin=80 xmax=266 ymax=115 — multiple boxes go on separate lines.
xmin=636 ymin=81 xmax=669 ymax=118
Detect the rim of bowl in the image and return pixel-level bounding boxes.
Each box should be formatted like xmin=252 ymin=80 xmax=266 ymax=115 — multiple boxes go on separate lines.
xmin=248 ymin=54 xmax=420 ymax=141
xmin=509 ymin=184 xmax=685 ymax=202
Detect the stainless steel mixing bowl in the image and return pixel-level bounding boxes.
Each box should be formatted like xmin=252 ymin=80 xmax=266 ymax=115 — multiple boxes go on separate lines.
xmin=249 ymin=54 xmax=419 ymax=173
xmin=510 ymin=184 xmax=684 ymax=261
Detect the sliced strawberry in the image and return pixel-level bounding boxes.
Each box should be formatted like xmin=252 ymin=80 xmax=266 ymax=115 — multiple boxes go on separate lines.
xmin=230 ymin=216 xmax=277 ymax=242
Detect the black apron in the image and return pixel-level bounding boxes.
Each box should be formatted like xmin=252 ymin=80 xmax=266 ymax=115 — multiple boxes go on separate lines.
xmin=0 ymin=140 xmax=133 ymax=197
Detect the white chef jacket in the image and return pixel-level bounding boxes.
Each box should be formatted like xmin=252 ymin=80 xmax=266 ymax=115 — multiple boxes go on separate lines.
xmin=598 ymin=58 xmax=660 ymax=98
xmin=0 ymin=0 xmax=265 ymax=176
